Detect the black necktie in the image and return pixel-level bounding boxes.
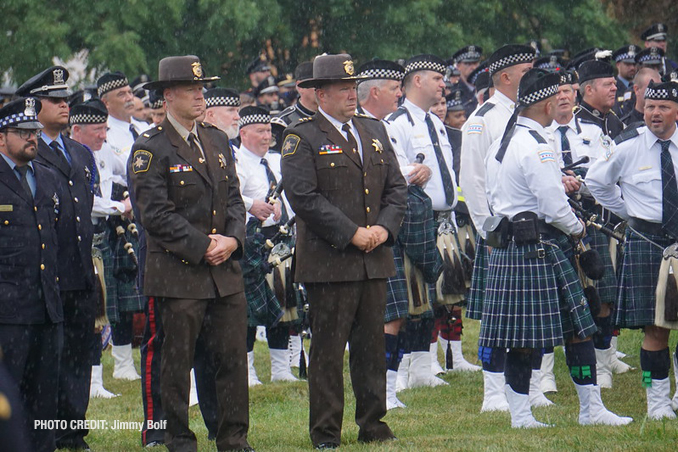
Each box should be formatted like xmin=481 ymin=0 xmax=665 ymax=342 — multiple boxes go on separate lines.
xmin=558 ymin=125 xmax=573 ymax=166
xmin=130 ymin=124 xmax=139 ymax=141
xmin=16 ymin=165 xmax=34 ymax=200
xmin=261 ymin=157 xmax=288 ymax=223
xmin=342 ymin=123 xmax=360 ymax=162
xmin=49 ymin=140 xmax=71 ymax=166
xmin=425 ymin=113 xmax=455 ymax=206
xmin=660 ymin=140 xmax=678 ymax=239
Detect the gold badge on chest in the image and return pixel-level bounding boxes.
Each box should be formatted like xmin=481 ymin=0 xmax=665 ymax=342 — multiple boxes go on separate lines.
xmin=218 ymin=153 xmax=227 ymax=168
xmin=371 ymin=138 xmax=384 ymax=153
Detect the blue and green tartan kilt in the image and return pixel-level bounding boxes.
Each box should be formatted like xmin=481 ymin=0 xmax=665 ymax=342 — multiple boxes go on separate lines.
xmin=478 ymin=239 xmax=597 ymax=349
xmin=385 ymin=242 xmax=409 ymax=323
xmin=586 ymin=226 xmax=618 ymax=304
xmin=105 ymin=227 xmax=145 ymax=323
xmin=615 ymin=229 xmax=673 ymax=328
xmin=466 ymin=235 xmax=486 ymax=320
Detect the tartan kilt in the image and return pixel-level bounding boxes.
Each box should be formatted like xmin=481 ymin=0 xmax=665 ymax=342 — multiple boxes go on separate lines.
xmin=466 ymin=235 xmax=487 ymax=320
xmin=614 ymin=229 xmax=673 ymax=328
xmin=104 ymin=225 xmax=145 ymax=323
xmin=478 ymin=239 xmax=597 ymax=349
xmin=586 ymin=226 xmax=618 ymax=304
xmin=385 ymin=242 xmax=410 ymax=323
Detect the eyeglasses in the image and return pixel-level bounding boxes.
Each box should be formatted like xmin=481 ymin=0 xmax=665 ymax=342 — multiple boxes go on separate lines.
xmin=5 ymin=129 xmax=42 ymax=140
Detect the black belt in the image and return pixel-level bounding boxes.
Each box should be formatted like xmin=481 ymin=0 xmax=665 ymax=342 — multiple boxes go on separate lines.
xmin=507 ymin=219 xmax=562 ymax=241
xmin=628 ymin=217 xmax=664 ymax=236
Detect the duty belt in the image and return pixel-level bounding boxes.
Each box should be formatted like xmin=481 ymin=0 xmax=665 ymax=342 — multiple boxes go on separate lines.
xmin=628 ymin=217 xmax=665 ymax=236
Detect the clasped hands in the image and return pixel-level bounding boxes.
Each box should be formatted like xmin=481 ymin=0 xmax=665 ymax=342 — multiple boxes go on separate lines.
xmin=351 ymin=225 xmax=388 ymax=253
xmin=204 ymin=234 xmax=238 ymax=266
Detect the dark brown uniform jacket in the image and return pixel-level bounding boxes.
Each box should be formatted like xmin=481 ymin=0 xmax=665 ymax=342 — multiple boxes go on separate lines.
xmin=128 ymin=118 xmax=246 ymax=299
xmin=281 ymin=113 xmax=407 ymax=283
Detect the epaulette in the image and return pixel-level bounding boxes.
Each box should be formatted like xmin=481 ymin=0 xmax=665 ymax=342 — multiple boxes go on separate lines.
xmin=529 ymin=130 xmax=547 ymax=144
xmin=354 ymin=113 xmax=378 ymax=121
xmin=200 ymin=121 xmax=219 ymax=129
xmin=277 ymin=105 xmax=295 ymax=117
xmin=290 ymin=116 xmax=314 ymax=128
xmin=475 ymin=102 xmax=495 ymax=117
xmin=139 ymin=126 xmax=164 ymax=140
xmin=387 ymin=106 xmax=414 ymax=125
xmin=613 ymin=125 xmax=640 ymax=145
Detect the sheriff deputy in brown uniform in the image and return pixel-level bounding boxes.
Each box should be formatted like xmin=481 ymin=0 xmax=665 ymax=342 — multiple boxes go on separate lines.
xmin=280 ymin=53 xmax=407 ymax=449
xmin=128 ymin=55 xmax=252 ymax=452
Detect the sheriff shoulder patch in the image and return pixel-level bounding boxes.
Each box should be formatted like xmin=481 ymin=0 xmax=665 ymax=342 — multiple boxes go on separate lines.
xmin=281 ymin=134 xmax=300 ymax=158
xmin=132 ymin=150 xmax=153 ymax=173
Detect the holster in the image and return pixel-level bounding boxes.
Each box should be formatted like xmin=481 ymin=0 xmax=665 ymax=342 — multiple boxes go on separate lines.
xmin=483 ymin=216 xmax=509 ymax=249
xmin=512 ymin=211 xmax=540 ymax=245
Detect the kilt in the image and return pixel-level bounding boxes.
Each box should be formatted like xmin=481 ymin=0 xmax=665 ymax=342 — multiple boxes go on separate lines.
xmin=384 ymin=242 xmax=409 ymax=323
xmin=106 ymin=222 xmax=145 ymax=323
xmin=465 ymin=235 xmax=487 ymax=320
xmin=614 ymin=229 xmax=673 ymax=328
xmin=478 ymin=239 xmax=597 ymax=349
xmin=586 ymin=226 xmax=618 ymax=304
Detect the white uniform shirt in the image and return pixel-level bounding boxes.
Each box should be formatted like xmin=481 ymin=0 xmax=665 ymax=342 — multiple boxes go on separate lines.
xmin=92 ymin=142 xmax=127 ymax=219
xmin=546 ymin=116 xmax=596 ymax=168
xmin=104 ymin=115 xmax=149 ymax=183
xmin=460 ymin=90 xmax=515 ymax=236
xmin=485 ymin=116 xmax=583 ymax=236
xmin=387 ymin=98 xmax=457 ymax=211
xmin=586 ymin=126 xmax=678 ymax=222
xmin=235 ymin=145 xmax=291 ymax=227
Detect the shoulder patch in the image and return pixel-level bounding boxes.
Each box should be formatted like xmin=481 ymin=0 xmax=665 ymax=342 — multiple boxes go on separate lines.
xmin=537 ymin=149 xmax=556 ymax=163
xmin=613 ymin=126 xmax=640 ymax=145
xmin=529 ymin=130 xmax=547 ymax=144
xmin=281 ymin=134 xmax=301 ymax=158
xmin=131 ymin=150 xmax=153 ymax=173
xmin=476 ymin=102 xmax=496 ymax=117
xmin=467 ymin=123 xmax=483 ymax=135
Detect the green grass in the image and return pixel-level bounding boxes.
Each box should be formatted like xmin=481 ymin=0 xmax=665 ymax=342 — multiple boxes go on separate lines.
xmin=80 ymin=316 xmax=678 ymax=451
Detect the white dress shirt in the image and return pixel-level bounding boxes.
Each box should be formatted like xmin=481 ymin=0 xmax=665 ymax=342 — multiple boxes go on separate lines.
xmin=92 ymin=142 xmax=127 ymax=219
xmin=104 ymin=115 xmax=149 ymax=183
xmin=387 ymin=98 xmax=457 ymax=211
xmin=586 ymin=125 xmax=678 ymax=222
xmin=460 ymin=90 xmax=515 ymax=236
xmin=485 ymin=116 xmax=583 ymax=236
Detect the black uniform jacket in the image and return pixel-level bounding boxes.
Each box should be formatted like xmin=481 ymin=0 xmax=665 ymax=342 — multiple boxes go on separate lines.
xmin=0 ymin=159 xmax=62 ymax=324
xmin=281 ymin=113 xmax=407 ymax=283
xmin=128 ymin=118 xmax=246 ymax=299
xmin=36 ymin=135 xmax=95 ymax=292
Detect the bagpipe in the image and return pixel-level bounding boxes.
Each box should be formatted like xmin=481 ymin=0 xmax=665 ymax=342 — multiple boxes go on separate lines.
xmin=109 ymin=183 xmax=139 ymax=283
xmin=656 ymin=243 xmax=678 ymax=329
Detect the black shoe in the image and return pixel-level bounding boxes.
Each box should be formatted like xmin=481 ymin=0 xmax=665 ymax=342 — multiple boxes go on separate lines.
xmin=315 ymin=442 xmax=340 ymax=450
xmin=144 ymin=440 xmax=164 ymax=448
xmin=56 ymin=438 xmax=91 ymax=451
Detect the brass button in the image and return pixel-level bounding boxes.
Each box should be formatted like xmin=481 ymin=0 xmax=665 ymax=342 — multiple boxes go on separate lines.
xmin=364 ymin=172 xmax=367 ymax=177
xmin=76 ymin=216 xmax=80 ymax=222
xmin=40 ymin=264 xmax=45 ymax=270
xmin=4 ymin=220 xmax=8 ymax=225
xmin=365 ymin=189 xmax=369 ymax=195
xmin=42 ymin=244 xmax=45 ymax=249
xmin=211 ymin=228 xmax=217 ymax=233
xmin=352 ymin=148 xmax=357 ymax=153
xmin=330 ymin=162 xmax=335 ymax=167
xmin=225 ymin=176 xmax=229 ymax=181
xmin=199 ymin=158 xmax=205 ymax=163
xmin=380 ymin=159 xmax=384 ymax=163
xmin=69 ymin=180 xmax=74 ymax=186
xmin=74 ymin=197 xmax=79 ymax=203
xmin=366 ymin=207 xmax=371 ymax=213
xmin=34 ymin=206 xmax=38 ymax=212
xmin=213 ymin=210 xmax=217 ymax=215
xmin=38 ymin=224 xmax=42 ymax=230
xmin=56 ymin=277 xmax=59 ymax=282
xmin=366 ymin=225 xmax=371 ymax=229
xmin=158 ymin=126 xmax=163 ymax=130
xmin=180 ymin=181 xmax=185 ymax=186
xmin=77 ymin=236 xmax=82 ymax=242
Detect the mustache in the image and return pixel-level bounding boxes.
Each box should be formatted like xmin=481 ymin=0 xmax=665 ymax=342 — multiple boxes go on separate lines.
xmin=124 ymin=101 xmax=135 ymax=109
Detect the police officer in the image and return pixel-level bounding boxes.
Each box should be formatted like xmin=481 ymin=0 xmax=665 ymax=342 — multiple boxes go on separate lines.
xmin=450 ymin=46 xmax=483 ymax=117
xmin=280 ymin=53 xmax=407 ymax=449
xmin=611 ymin=45 xmax=640 ymax=117
xmin=587 ymin=79 xmax=678 ymax=420
xmin=620 ymin=68 xmax=661 ymax=127
xmin=16 ymin=66 xmax=97 ymax=450
xmin=278 ymin=61 xmax=317 ymax=126
xmin=0 ymin=98 xmax=63 ymax=452
xmin=459 ymin=44 xmax=536 ymax=412
xmin=129 ymin=55 xmax=252 ymax=452
xmin=204 ymin=87 xmax=241 ymax=140
xmin=483 ymin=68 xmax=632 ymax=429
xmin=641 ymin=23 xmax=678 ymax=70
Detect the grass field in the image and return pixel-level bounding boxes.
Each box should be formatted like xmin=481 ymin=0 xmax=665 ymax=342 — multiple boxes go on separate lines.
xmin=79 ymin=316 xmax=678 ymax=451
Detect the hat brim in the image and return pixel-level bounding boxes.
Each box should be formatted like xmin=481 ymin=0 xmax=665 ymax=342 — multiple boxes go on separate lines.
xmin=298 ymin=75 xmax=367 ymax=89
xmin=14 ymin=121 xmax=44 ymax=130
xmin=37 ymin=89 xmax=71 ymax=99
xmin=143 ymin=76 xmax=220 ymax=91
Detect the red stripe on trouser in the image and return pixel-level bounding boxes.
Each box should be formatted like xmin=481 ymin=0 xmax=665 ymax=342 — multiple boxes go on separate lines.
xmin=142 ymin=296 xmax=158 ymax=444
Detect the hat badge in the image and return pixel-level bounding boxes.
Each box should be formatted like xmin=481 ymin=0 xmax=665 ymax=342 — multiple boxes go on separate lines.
xmin=343 ymin=60 xmax=355 ymax=76
xmin=191 ymin=62 xmax=203 ymax=78
xmin=651 ymin=47 xmax=658 ymax=56
xmin=24 ymin=98 xmax=37 ymax=117
xmin=658 ymin=24 xmax=664 ymax=32
xmin=469 ymin=46 xmax=476 ymax=53
xmin=455 ymin=90 xmax=461 ymax=101
xmin=53 ymin=68 xmax=65 ymax=84
xmin=673 ymin=89 xmax=677 ymax=98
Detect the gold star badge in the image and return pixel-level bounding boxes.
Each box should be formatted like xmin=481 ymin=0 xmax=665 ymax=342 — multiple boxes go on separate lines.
xmin=132 ymin=150 xmax=153 ymax=174
xmin=281 ymin=134 xmax=301 ymax=158
xmin=371 ymin=138 xmax=384 ymax=153
xmin=218 ymin=153 xmax=227 ymax=168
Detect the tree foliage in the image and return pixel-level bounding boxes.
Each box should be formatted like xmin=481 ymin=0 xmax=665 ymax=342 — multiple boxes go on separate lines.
xmin=0 ymin=0 xmax=640 ymax=90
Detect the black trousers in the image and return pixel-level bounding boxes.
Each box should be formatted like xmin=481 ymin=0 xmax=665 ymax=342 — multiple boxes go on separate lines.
xmin=306 ymin=279 xmax=393 ymax=447
xmin=0 ymin=322 xmax=63 ymax=452
xmin=56 ymin=289 xmax=96 ymax=448
xmin=157 ymin=293 xmax=249 ymax=452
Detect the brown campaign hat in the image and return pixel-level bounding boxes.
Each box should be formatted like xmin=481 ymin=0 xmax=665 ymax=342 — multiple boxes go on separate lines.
xmin=297 ymin=54 xmax=366 ymax=88
xmin=143 ymin=55 xmax=219 ymax=90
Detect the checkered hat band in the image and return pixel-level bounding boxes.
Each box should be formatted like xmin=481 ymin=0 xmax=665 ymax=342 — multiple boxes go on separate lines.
xmin=404 ymin=61 xmax=446 ymax=75
xmin=205 ymin=96 xmax=240 ymax=108
xmin=69 ymin=113 xmax=107 ymax=125
xmin=150 ymin=100 xmax=164 ymax=109
xmin=238 ymin=114 xmax=270 ymax=127
xmin=98 ymin=78 xmax=129 ymax=97
xmin=359 ymin=68 xmax=404 ymax=81
xmin=0 ymin=112 xmax=36 ymax=128
xmin=615 ymin=53 xmax=634 ymax=62
xmin=455 ymin=52 xmax=481 ymax=62
xmin=639 ymin=55 xmax=662 ymax=63
xmin=489 ymin=53 xmax=535 ymax=75
xmin=645 ymin=87 xmax=670 ymax=99
xmin=519 ymin=84 xmax=559 ymax=106
xmin=447 ymin=100 xmax=462 ymax=109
